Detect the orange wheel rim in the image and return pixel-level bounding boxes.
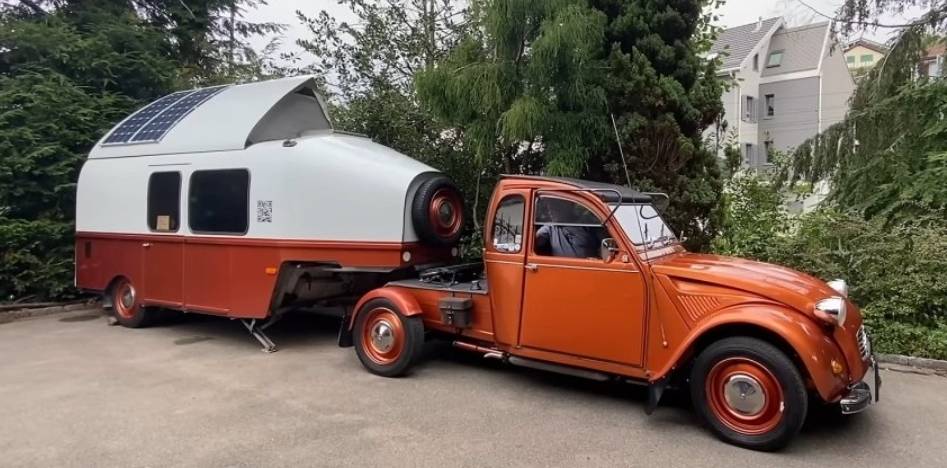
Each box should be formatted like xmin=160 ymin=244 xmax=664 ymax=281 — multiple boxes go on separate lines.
xmin=360 ymin=307 xmax=405 ymax=365
xmin=113 ymin=280 xmax=138 ymax=319
xmin=705 ymin=357 xmax=785 ymax=435
xmin=428 ymin=188 xmax=462 ymax=238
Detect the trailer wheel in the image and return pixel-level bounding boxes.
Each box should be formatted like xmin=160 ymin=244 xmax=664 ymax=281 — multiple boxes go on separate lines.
xmin=690 ymin=337 xmax=807 ymax=451
xmin=412 ymin=175 xmax=464 ymax=247
xmin=108 ymin=278 xmax=155 ymax=328
xmin=353 ymin=298 xmax=424 ymax=377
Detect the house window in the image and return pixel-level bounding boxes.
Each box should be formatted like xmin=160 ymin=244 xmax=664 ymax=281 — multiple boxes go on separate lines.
xmin=846 ymin=55 xmax=855 ymax=64
xmin=766 ymin=50 xmax=784 ymax=68
xmin=764 ymin=140 xmax=774 ymax=163
xmin=764 ymin=94 xmax=775 ymax=118
xmin=491 ymin=195 xmax=525 ymax=253
xmin=188 ymin=169 xmax=250 ymax=234
xmin=743 ymin=95 xmax=756 ymax=122
xmin=860 ymin=54 xmax=873 ymax=64
xmin=926 ymin=60 xmax=940 ymax=78
xmin=753 ymin=53 xmax=759 ymax=71
xmin=744 ymin=143 xmax=754 ymax=164
xmin=147 ymin=172 xmax=181 ymax=232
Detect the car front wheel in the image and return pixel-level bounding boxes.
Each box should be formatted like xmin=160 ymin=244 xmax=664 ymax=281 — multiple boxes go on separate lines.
xmin=690 ymin=336 xmax=808 ymax=451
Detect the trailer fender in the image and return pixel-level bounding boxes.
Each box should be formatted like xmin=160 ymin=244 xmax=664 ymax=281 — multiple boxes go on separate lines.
xmin=347 ymin=287 xmax=423 ymax=332
xmin=651 ymin=305 xmax=851 ymax=402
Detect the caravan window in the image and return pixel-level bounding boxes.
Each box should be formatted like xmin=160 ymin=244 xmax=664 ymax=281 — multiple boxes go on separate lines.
xmin=188 ymin=169 xmax=250 ymax=234
xmin=147 ymin=172 xmax=181 ymax=232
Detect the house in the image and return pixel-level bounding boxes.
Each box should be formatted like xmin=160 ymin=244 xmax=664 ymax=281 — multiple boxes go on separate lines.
xmin=707 ymin=18 xmax=856 ymax=169
xmin=919 ymin=41 xmax=945 ymax=79
xmin=844 ymin=39 xmax=888 ymax=77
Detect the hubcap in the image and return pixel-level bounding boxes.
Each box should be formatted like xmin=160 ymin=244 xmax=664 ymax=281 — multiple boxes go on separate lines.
xmin=360 ymin=307 xmax=405 ymax=365
xmin=705 ymin=357 xmax=785 ymax=435
xmin=371 ymin=320 xmax=395 ymax=353
xmin=121 ymin=288 xmax=135 ymax=309
xmin=723 ymin=374 xmax=766 ymax=416
xmin=436 ymin=201 xmax=454 ymax=225
xmin=113 ymin=281 xmax=137 ymax=319
xmin=429 ymin=188 xmax=462 ymax=237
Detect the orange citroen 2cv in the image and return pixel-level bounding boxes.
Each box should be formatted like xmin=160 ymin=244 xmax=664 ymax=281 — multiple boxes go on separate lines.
xmin=340 ymin=176 xmax=880 ymax=451
xmin=77 ymin=76 xmax=878 ymax=451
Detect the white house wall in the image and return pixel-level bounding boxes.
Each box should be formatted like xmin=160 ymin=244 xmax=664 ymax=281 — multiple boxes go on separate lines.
xmin=758 ymin=76 xmax=820 ymax=155
xmin=820 ymin=48 xmax=856 ymax=129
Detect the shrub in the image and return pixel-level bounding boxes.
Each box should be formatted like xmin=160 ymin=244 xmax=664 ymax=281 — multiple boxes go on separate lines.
xmin=0 ymin=218 xmax=76 ymax=300
xmin=716 ymin=177 xmax=947 ymax=359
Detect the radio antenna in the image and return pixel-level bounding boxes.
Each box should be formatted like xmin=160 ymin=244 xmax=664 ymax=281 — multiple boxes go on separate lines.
xmin=610 ymin=113 xmax=633 ymax=188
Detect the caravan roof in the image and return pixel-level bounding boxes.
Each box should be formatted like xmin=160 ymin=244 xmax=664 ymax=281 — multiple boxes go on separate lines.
xmin=89 ymin=76 xmax=332 ymax=159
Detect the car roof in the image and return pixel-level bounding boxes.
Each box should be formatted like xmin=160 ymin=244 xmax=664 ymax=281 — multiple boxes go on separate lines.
xmin=501 ymin=175 xmax=655 ymax=203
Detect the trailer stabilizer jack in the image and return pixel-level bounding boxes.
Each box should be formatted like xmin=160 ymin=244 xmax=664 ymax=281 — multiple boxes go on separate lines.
xmin=241 ymin=319 xmax=278 ymax=353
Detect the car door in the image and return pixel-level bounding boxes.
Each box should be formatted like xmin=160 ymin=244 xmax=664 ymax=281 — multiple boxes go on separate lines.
xmin=519 ymin=193 xmax=647 ymax=367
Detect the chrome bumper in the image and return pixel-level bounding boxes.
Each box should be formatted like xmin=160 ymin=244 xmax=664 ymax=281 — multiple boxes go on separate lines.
xmin=840 ymin=356 xmax=881 ymax=414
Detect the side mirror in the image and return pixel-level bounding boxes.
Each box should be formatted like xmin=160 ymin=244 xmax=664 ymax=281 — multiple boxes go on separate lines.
xmin=600 ymin=238 xmax=619 ymax=262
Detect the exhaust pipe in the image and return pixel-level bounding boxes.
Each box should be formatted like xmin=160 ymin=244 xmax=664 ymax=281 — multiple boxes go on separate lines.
xmin=452 ymin=341 xmax=505 ymax=359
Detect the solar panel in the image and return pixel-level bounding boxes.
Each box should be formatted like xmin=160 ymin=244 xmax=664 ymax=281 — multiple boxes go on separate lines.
xmin=102 ymin=91 xmax=192 ymax=145
xmin=130 ymin=86 xmax=228 ymax=143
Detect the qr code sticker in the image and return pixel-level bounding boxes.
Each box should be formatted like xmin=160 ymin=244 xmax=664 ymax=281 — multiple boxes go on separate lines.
xmin=257 ymin=200 xmax=272 ymax=223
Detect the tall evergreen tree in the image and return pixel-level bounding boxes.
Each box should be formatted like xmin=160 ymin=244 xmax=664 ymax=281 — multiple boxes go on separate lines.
xmin=416 ymin=0 xmax=608 ymax=177
xmin=133 ymin=0 xmax=283 ymax=83
xmin=587 ymin=0 xmax=725 ymax=250
xmin=416 ymin=0 xmax=725 ymax=249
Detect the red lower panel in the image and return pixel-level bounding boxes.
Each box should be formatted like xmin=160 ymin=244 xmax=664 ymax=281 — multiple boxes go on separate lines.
xmin=75 ymin=232 xmax=452 ymax=319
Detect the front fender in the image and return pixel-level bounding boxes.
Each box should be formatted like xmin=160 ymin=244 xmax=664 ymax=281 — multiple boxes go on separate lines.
xmin=653 ymin=304 xmax=851 ymax=402
xmin=348 ymin=286 xmax=423 ymax=331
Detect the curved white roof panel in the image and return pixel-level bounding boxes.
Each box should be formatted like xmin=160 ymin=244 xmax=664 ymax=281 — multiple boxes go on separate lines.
xmin=90 ymin=75 xmax=331 ymax=159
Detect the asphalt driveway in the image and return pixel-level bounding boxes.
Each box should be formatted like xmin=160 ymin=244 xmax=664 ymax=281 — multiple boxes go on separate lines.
xmin=1 ymin=308 xmax=945 ymax=467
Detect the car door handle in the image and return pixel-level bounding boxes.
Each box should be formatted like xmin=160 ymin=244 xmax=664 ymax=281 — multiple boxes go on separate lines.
xmin=525 ymin=263 xmax=539 ymax=272
xmin=142 ymin=243 xmax=152 ymax=248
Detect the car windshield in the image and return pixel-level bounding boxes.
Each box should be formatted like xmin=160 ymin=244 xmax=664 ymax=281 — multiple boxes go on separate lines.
xmin=609 ymin=204 xmax=678 ymax=247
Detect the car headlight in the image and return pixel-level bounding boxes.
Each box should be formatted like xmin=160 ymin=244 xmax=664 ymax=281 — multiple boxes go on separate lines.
xmin=827 ymin=279 xmax=848 ymax=297
xmin=814 ymin=297 xmax=847 ymax=327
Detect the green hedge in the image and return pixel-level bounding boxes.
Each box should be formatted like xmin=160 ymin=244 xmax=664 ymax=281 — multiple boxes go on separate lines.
xmin=715 ymin=176 xmax=947 ymax=359
xmin=0 ymin=218 xmax=75 ymax=301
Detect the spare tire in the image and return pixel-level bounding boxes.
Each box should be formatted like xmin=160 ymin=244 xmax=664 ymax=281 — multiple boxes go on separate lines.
xmin=411 ymin=175 xmax=464 ymax=247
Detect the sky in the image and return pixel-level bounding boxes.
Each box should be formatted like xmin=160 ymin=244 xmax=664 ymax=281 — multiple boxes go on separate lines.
xmin=248 ymin=0 xmax=916 ymax=60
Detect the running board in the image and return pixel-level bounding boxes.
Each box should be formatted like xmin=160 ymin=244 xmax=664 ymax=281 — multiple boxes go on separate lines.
xmin=507 ymin=356 xmax=610 ymax=382
xmin=241 ymin=319 xmax=277 ymax=353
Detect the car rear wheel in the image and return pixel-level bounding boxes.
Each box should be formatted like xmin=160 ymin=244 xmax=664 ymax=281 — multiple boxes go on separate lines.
xmin=690 ymin=337 xmax=808 ymax=451
xmin=353 ymin=298 xmax=424 ymax=377
xmin=109 ymin=278 xmax=155 ymax=328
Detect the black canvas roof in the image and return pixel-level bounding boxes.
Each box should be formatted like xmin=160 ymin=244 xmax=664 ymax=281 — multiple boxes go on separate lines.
xmin=502 ymin=175 xmax=655 ymax=203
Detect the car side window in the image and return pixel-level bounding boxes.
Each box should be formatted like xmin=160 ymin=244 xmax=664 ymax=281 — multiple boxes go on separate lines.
xmin=491 ymin=195 xmax=525 ymax=253
xmin=533 ymin=196 xmax=606 ymax=259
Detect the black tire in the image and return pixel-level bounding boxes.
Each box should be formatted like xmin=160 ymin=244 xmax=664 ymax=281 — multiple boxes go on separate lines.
xmin=411 ymin=175 xmax=464 ymax=247
xmin=690 ymin=336 xmax=808 ymax=451
xmin=108 ymin=277 xmax=156 ymax=328
xmin=353 ymin=298 xmax=425 ymax=377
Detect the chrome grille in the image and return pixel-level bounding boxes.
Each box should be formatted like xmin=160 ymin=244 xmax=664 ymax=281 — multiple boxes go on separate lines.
xmin=856 ymin=325 xmax=872 ymax=360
